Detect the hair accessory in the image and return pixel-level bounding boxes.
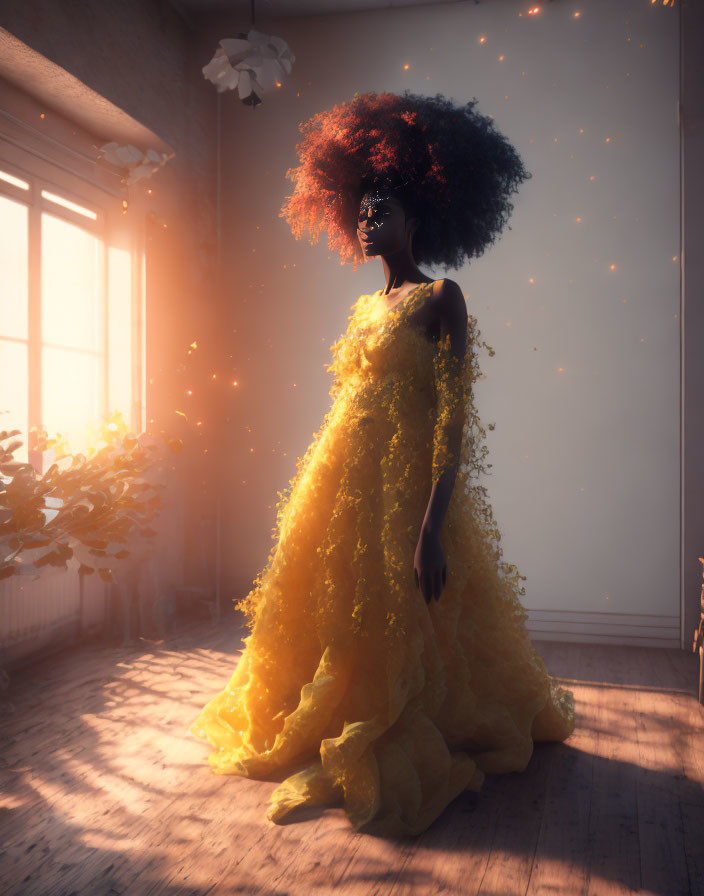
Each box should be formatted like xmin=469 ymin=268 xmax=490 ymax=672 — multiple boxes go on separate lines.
xmin=356 ymin=175 xmax=414 ymax=217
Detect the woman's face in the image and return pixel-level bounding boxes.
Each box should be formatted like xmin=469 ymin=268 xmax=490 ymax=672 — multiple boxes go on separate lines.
xmin=356 ymin=191 xmax=417 ymax=258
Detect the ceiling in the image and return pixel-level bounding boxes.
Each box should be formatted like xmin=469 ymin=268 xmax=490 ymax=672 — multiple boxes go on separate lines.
xmin=170 ymin=0 xmax=470 ymax=24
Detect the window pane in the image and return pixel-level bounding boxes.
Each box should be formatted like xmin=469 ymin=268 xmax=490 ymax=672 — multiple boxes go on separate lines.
xmin=41 ymin=189 xmax=96 ymax=220
xmin=41 ymin=346 xmax=99 ymax=455
xmin=0 ymin=194 xmax=28 ymax=340
xmin=41 ymin=212 xmax=100 ymax=351
xmin=0 ymin=169 xmax=29 ymax=191
xmin=108 ymin=246 xmax=132 ymax=426
xmin=0 ymin=338 xmax=29 ymax=463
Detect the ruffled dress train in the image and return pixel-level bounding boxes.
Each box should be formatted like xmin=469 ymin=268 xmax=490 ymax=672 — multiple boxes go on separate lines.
xmin=188 ymin=282 xmax=575 ymax=836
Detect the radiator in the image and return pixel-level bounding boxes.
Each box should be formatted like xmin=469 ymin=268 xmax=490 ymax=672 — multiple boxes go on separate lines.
xmin=0 ymin=564 xmax=107 ymax=669
xmin=0 ymin=564 xmax=82 ymax=646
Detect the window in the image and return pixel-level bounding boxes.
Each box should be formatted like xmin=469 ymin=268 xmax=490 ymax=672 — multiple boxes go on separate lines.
xmin=0 ymin=138 xmax=145 ymax=469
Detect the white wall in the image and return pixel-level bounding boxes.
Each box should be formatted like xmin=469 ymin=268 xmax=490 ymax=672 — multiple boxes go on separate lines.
xmin=206 ymin=0 xmax=681 ymax=645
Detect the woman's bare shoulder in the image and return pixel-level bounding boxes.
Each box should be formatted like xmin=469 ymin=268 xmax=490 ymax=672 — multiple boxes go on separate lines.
xmin=430 ymin=279 xmax=467 ymax=328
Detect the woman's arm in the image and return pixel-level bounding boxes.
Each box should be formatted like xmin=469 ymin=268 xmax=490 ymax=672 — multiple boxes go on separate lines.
xmin=414 ymin=279 xmax=468 ymax=603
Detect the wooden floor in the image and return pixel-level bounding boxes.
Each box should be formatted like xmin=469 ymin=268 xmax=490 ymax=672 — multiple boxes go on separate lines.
xmin=1 ymin=615 xmax=703 ymax=896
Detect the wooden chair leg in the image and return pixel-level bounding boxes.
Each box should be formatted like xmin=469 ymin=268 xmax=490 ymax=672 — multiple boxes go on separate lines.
xmin=694 ymin=558 xmax=704 ymax=706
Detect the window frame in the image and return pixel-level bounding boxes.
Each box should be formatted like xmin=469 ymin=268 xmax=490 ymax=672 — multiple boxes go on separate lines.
xmin=0 ymin=129 xmax=146 ymax=472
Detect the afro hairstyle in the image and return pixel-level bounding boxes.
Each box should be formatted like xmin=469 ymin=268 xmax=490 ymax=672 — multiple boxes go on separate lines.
xmin=279 ymin=90 xmax=532 ymax=272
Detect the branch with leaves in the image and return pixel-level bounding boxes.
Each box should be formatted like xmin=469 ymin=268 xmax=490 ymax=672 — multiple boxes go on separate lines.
xmin=0 ymin=413 xmax=182 ymax=585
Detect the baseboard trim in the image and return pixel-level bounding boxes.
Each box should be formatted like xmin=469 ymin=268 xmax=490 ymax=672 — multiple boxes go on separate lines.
xmin=525 ymin=607 xmax=680 ymax=648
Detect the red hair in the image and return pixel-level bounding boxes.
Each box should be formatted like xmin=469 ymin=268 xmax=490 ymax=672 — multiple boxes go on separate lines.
xmin=280 ymin=90 xmax=532 ymax=272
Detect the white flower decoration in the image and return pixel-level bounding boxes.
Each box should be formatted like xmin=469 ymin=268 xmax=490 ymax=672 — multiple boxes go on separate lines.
xmin=98 ymin=142 xmax=174 ymax=185
xmin=202 ymin=29 xmax=295 ymax=105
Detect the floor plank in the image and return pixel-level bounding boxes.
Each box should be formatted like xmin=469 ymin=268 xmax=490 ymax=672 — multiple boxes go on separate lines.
xmin=524 ymin=643 xmax=594 ymax=896
xmin=584 ymin=646 xmax=641 ymax=895
xmin=1 ymin=618 xmax=703 ymax=895
xmin=633 ymin=648 xmax=694 ymax=896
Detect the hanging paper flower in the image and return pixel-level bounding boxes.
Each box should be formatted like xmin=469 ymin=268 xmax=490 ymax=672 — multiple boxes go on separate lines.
xmin=202 ymin=29 xmax=295 ymax=106
xmin=97 ymin=142 xmax=174 ymax=185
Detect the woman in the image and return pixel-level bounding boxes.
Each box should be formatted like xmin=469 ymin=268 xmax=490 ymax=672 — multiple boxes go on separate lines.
xmin=188 ymin=90 xmax=575 ymax=837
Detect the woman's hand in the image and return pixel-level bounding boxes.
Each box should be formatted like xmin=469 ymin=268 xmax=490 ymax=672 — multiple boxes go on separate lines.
xmin=414 ymin=528 xmax=447 ymax=604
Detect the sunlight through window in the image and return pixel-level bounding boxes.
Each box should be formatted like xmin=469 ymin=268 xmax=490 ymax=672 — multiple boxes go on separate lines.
xmin=41 ymin=212 xmax=101 ymax=455
xmin=41 ymin=213 xmax=100 ymax=350
xmin=0 ymin=168 xmax=29 ymax=191
xmin=42 ymin=347 xmax=100 ymax=449
xmin=108 ymin=246 xmax=132 ymax=420
xmin=1 ymin=165 xmax=141 ymax=469
xmin=41 ymin=189 xmax=97 ymax=220
xmin=0 ymin=194 xmax=29 ymax=461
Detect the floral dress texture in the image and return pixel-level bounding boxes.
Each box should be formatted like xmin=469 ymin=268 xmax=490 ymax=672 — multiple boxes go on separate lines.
xmin=188 ymin=281 xmax=575 ymax=837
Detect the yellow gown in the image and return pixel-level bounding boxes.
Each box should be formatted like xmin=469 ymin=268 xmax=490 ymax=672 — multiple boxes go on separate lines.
xmin=188 ymin=281 xmax=575 ymax=837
